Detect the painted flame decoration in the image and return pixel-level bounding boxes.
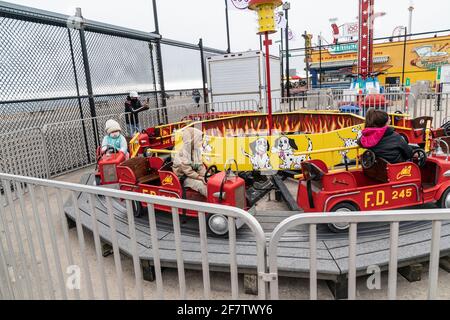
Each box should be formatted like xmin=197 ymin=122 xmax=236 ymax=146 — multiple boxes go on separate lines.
xmin=201 ymin=114 xmax=363 ymax=137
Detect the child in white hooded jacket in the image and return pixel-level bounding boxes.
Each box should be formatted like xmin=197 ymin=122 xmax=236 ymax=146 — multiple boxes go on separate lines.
xmin=101 ymin=119 xmax=129 ymax=158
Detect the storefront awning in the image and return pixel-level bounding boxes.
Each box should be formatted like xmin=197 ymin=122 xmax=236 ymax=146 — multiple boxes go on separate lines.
xmin=310 ymin=56 xmax=390 ymax=70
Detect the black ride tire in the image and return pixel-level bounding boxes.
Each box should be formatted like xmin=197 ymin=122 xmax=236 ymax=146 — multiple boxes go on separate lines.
xmin=439 ymin=188 xmax=450 ymax=209
xmin=327 ymin=202 xmax=358 ymax=233
xmin=132 ymin=201 xmax=147 ymax=218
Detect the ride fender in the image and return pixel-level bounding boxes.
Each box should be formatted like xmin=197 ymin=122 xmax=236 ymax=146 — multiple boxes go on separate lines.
xmin=435 ymin=181 xmax=450 ymax=202
xmin=324 ymin=198 xmax=360 ymax=213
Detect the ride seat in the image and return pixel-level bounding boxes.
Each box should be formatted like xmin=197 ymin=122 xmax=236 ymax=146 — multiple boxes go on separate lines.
xmin=411 ymin=116 xmax=433 ymax=130
xmin=120 ymin=157 xmax=159 ymax=185
xmin=363 ymin=157 xmax=389 ymax=183
xmin=301 ymin=160 xmax=327 ymax=187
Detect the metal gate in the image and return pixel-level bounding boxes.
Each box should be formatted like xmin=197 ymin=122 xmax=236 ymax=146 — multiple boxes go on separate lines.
xmin=0 ymin=172 xmax=267 ymax=300
xmin=267 ymin=210 xmax=450 ymax=300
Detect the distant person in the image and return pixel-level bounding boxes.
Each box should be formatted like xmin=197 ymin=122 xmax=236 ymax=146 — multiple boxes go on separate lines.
xmin=192 ymin=89 xmax=201 ymax=108
xmin=125 ymin=91 xmax=149 ymax=135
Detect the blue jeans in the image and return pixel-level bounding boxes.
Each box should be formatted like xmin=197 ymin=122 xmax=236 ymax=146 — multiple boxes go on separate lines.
xmin=127 ymin=123 xmax=141 ymax=135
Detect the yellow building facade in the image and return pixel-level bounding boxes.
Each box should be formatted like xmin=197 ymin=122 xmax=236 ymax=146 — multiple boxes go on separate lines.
xmin=309 ymin=35 xmax=450 ymax=88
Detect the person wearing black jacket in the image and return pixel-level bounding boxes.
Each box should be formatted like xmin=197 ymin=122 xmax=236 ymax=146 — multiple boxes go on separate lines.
xmin=357 ymin=109 xmax=413 ymax=163
xmin=125 ymin=91 xmax=148 ymax=134
xmin=192 ymin=89 xmax=201 ymax=108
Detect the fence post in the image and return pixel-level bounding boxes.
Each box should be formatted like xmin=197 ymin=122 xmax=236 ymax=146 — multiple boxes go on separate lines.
xmin=149 ymin=43 xmax=162 ymax=125
xmin=152 ymin=0 xmax=169 ymax=124
xmin=38 ymin=128 xmax=51 ymax=179
xmin=76 ymin=8 xmax=99 ymax=149
xmin=67 ymin=28 xmax=91 ymax=164
xmin=199 ymin=38 xmax=208 ymax=113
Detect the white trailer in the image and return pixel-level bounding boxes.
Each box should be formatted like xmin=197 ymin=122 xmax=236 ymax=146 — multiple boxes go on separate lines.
xmin=206 ymin=50 xmax=281 ymax=112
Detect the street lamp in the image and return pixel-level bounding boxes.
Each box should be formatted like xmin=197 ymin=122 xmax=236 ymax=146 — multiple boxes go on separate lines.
xmin=283 ymin=2 xmax=291 ymax=100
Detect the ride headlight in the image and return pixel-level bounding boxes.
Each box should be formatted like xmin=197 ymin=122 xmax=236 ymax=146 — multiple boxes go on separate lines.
xmin=103 ymin=164 xmax=117 ymax=183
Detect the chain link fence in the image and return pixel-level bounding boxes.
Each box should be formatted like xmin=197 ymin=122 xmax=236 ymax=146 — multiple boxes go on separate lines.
xmin=0 ymin=2 xmax=227 ymax=178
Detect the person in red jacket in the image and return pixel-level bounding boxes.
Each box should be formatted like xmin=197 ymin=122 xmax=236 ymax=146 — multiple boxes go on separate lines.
xmin=358 ymin=108 xmax=413 ymax=164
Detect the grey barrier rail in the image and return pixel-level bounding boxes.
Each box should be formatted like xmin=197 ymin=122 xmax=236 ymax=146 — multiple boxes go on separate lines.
xmin=205 ymin=100 xmax=260 ymax=113
xmin=0 ymin=100 xmax=261 ymax=180
xmin=271 ymin=94 xmax=334 ymax=113
xmin=0 ymin=173 xmax=267 ymax=300
xmin=0 ymin=127 xmax=51 ymax=180
xmin=330 ymin=92 xmax=415 ymax=115
xmin=2 ymin=92 xmax=448 ymax=180
xmin=414 ymin=93 xmax=450 ymax=127
xmin=268 ymin=210 xmax=450 ymax=300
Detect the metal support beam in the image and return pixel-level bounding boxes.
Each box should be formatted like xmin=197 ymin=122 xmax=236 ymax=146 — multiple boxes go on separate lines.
xmin=76 ymin=8 xmax=99 ymax=149
xmin=199 ymin=38 xmax=208 ymax=110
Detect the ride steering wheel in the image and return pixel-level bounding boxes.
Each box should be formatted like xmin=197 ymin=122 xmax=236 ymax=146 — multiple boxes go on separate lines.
xmin=394 ymin=110 xmax=404 ymax=123
xmin=361 ymin=150 xmax=376 ymax=170
xmin=411 ymin=148 xmax=427 ymax=168
xmin=102 ymin=144 xmax=119 ymax=155
xmin=204 ymin=165 xmax=218 ymax=183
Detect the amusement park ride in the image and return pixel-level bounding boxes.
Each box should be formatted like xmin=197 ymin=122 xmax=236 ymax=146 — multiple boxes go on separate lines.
xmin=93 ymin=0 xmax=450 ymax=235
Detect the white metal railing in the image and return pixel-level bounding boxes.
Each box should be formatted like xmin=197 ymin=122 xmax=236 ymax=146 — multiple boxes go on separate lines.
xmin=271 ymin=94 xmax=334 ymax=113
xmin=414 ymin=93 xmax=450 ymax=127
xmin=0 ymin=173 xmax=267 ymax=300
xmin=331 ymin=92 xmax=415 ymax=115
xmin=267 ymin=210 xmax=450 ymax=300
xmin=1 ymin=170 xmax=450 ymax=300
xmin=0 ymin=99 xmax=261 ymax=180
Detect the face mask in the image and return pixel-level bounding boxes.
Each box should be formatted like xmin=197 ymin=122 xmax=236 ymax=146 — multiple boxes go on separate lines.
xmin=110 ymin=132 xmax=120 ymax=139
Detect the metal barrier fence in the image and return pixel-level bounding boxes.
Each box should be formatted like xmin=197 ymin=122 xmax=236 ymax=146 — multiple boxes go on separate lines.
xmin=206 ymin=100 xmax=260 ymax=113
xmin=414 ymin=93 xmax=450 ymax=127
xmin=330 ymin=92 xmax=413 ymax=115
xmin=0 ymin=173 xmax=267 ymax=300
xmin=1 ymin=171 xmax=450 ymax=300
xmin=0 ymin=99 xmax=261 ymax=179
xmin=268 ymin=210 xmax=450 ymax=300
xmin=271 ymin=93 xmax=334 ymax=113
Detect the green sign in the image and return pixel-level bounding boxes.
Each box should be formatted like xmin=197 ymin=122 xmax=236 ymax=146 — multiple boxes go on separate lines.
xmin=328 ymin=43 xmax=358 ymax=55
xmin=405 ymin=78 xmax=411 ymax=87
xmin=437 ymin=66 xmax=442 ymax=81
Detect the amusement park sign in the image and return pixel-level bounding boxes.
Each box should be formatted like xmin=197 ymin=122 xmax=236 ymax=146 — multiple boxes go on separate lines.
xmin=327 ymin=43 xmax=358 ymax=55
xmin=227 ymin=0 xmax=250 ymax=10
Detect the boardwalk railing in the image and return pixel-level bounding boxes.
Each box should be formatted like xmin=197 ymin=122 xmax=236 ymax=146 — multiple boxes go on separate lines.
xmin=267 ymin=210 xmax=450 ymax=300
xmin=0 ymin=173 xmax=267 ymax=300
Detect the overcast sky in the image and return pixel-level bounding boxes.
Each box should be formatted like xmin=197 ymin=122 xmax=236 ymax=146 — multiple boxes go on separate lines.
xmin=7 ymin=0 xmax=450 ymax=51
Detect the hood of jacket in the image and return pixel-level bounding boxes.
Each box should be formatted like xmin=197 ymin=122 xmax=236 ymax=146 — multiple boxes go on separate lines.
xmin=359 ymin=126 xmax=392 ymax=148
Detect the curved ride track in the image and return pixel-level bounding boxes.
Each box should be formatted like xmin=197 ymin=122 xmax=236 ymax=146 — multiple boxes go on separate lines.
xmin=64 ymin=174 xmax=450 ymax=284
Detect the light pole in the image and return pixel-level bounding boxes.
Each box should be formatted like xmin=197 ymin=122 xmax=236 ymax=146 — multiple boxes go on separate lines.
xmin=248 ymin=0 xmax=283 ymax=136
xmin=283 ymin=2 xmax=291 ymax=100
xmin=408 ymin=4 xmax=414 ymax=40
xmin=225 ymin=0 xmax=231 ymax=53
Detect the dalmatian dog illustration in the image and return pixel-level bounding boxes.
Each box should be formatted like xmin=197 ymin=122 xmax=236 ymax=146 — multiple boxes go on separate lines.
xmin=202 ymin=135 xmax=213 ymax=162
xmin=242 ymin=137 xmax=272 ymax=170
xmin=337 ymin=126 xmax=362 ymax=163
xmin=272 ymin=136 xmax=313 ymax=170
